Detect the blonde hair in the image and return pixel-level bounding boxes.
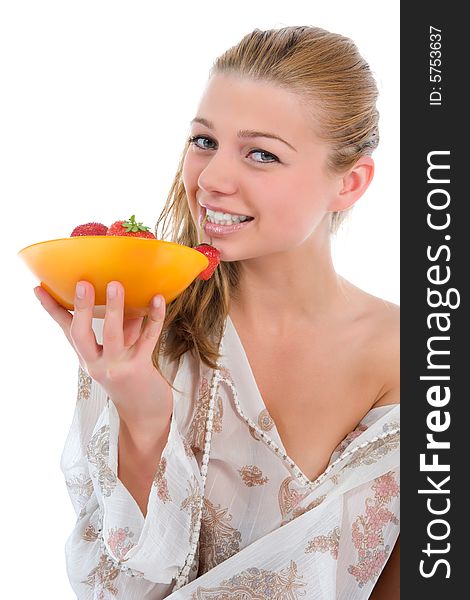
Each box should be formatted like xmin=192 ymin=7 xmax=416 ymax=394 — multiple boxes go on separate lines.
xmin=151 ymin=25 xmax=380 ymax=381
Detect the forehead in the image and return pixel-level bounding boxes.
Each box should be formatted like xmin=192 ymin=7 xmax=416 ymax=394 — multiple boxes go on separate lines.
xmin=194 ymin=74 xmax=319 ymax=146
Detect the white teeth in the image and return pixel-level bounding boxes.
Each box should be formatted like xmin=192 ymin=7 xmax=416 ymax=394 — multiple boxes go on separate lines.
xmin=205 ymin=207 xmax=251 ymax=225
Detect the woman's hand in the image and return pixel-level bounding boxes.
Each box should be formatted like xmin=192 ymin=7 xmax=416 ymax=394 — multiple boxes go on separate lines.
xmin=34 ymin=281 xmax=173 ymax=435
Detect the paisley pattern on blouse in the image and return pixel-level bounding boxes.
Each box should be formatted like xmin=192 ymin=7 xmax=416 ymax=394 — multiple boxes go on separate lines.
xmin=248 ymin=424 xmax=262 ymax=441
xmin=331 ymin=424 xmax=368 ymax=460
xmin=65 ymin=473 xmax=94 ymax=511
xmin=258 ymin=408 xmax=274 ymax=431
xmin=82 ymin=523 xmax=100 ymax=542
xmin=180 ymin=475 xmax=203 ymax=542
xmin=192 ymin=560 xmax=307 ymax=599
xmin=198 ymin=496 xmax=242 ymax=575
xmin=281 ymin=495 xmax=326 ymax=526
xmin=344 ymin=426 xmax=400 ymax=472
xmin=107 ymin=526 xmax=136 ymax=561
xmin=78 ymin=367 xmax=92 ymax=401
xmin=248 ymin=408 xmax=274 ymax=441
xmin=81 ymin=553 xmax=120 ymax=598
xmin=188 ymin=375 xmax=224 ymax=454
xmin=152 ymin=456 xmax=172 ymax=503
xmin=305 ymin=526 xmax=341 ymax=559
xmin=87 ymin=425 xmax=118 ymax=497
xmin=218 ymin=365 xmax=235 ymax=386
xmin=278 ymin=477 xmax=310 ymax=519
xmin=348 ymin=471 xmax=400 ymax=587
xmin=238 ymin=465 xmax=269 ymax=487
xmin=183 ymin=435 xmax=196 ymax=459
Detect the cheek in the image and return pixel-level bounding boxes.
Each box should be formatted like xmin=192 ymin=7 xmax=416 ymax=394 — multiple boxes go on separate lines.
xmin=265 ymin=191 xmax=324 ymax=243
xmin=183 ymin=149 xmax=206 ymax=189
xmin=274 ymin=212 xmax=309 ymax=242
xmin=260 ymin=180 xmax=313 ymax=232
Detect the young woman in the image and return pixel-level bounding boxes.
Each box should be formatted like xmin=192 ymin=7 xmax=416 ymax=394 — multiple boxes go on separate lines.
xmin=35 ymin=26 xmax=399 ymax=599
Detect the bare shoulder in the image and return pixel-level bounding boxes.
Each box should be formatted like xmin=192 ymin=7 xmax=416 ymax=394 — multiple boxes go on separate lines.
xmin=341 ymin=279 xmax=400 ymax=409
xmin=364 ymin=293 xmax=400 ymax=408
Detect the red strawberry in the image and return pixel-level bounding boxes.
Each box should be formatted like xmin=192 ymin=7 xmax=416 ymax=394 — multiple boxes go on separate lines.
xmin=194 ymin=243 xmax=221 ymax=280
xmin=70 ymin=222 xmax=108 ymax=236
xmin=106 ymin=215 xmax=156 ymax=239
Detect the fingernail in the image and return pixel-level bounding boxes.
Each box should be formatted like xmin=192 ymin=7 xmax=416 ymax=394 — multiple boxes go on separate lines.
xmin=76 ymin=283 xmax=85 ymax=299
xmin=33 ymin=287 xmax=41 ymax=301
xmin=107 ymin=283 xmax=117 ymax=299
xmin=153 ymin=295 xmax=162 ymax=309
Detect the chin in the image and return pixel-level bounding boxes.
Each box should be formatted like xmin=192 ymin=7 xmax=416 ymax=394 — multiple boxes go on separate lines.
xmin=209 ymin=246 xmax=244 ymax=263
xmin=217 ymin=250 xmax=265 ymax=263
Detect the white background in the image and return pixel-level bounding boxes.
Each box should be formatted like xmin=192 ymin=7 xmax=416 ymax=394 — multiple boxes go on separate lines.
xmin=0 ymin=1 xmax=399 ymax=596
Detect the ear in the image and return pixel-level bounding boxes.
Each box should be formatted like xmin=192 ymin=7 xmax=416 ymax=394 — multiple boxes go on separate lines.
xmin=327 ymin=156 xmax=375 ymax=212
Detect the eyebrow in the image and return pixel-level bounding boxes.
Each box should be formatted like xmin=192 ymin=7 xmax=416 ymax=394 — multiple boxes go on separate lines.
xmin=190 ymin=117 xmax=297 ymax=152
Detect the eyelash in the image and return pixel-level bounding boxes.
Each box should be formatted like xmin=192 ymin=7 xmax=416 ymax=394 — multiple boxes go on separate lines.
xmin=188 ymin=135 xmax=280 ymax=164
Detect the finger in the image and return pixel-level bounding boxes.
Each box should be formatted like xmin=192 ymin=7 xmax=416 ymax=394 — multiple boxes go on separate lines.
xmin=69 ymin=281 xmax=101 ymax=364
xmin=34 ymin=285 xmax=73 ymax=343
xmin=133 ymin=295 xmax=166 ymax=359
xmin=102 ymin=281 xmax=125 ymax=361
xmin=123 ymin=316 xmax=145 ymax=348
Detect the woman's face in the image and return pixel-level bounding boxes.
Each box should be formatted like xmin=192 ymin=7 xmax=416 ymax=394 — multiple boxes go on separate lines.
xmin=182 ymin=74 xmax=340 ymax=262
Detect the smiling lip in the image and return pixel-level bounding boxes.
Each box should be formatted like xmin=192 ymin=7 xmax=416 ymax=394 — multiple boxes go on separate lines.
xmin=198 ymin=207 xmax=255 ymax=235
xmin=199 ymin=203 xmax=252 ymax=218
xmin=203 ymin=218 xmax=254 ymax=236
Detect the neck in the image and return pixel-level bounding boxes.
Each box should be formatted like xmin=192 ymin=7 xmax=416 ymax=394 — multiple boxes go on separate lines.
xmin=229 ymin=228 xmax=353 ymax=337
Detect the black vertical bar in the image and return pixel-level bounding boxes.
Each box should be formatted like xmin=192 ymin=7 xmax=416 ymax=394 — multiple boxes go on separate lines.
xmin=401 ymin=2 xmax=467 ymax=596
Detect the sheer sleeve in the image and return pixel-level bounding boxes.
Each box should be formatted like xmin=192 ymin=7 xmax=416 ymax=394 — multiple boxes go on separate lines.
xmin=335 ymin=466 xmax=400 ymax=598
xmin=59 ymin=320 xmax=204 ymax=599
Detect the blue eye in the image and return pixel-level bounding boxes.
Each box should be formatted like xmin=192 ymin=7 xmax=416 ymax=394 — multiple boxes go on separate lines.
xmin=189 ymin=135 xmax=216 ymax=150
xmin=188 ymin=135 xmax=279 ymax=164
xmin=250 ymin=150 xmax=278 ymax=163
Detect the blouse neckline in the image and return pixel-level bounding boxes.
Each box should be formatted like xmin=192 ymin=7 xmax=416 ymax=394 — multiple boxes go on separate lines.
xmin=222 ymin=313 xmax=399 ymax=483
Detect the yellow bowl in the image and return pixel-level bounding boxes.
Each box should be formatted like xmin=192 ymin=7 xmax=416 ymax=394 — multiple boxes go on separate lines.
xmin=18 ymin=236 xmax=209 ymax=318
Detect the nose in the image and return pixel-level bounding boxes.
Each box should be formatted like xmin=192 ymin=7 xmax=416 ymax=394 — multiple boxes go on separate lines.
xmin=197 ymin=149 xmax=239 ymax=196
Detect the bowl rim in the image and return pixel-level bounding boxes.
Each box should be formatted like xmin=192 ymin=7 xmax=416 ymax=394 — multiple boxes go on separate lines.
xmin=18 ymin=236 xmax=199 ymax=255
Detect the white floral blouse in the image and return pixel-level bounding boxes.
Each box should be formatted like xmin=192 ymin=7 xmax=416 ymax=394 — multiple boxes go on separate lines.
xmin=61 ymin=315 xmax=400 ymax=599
